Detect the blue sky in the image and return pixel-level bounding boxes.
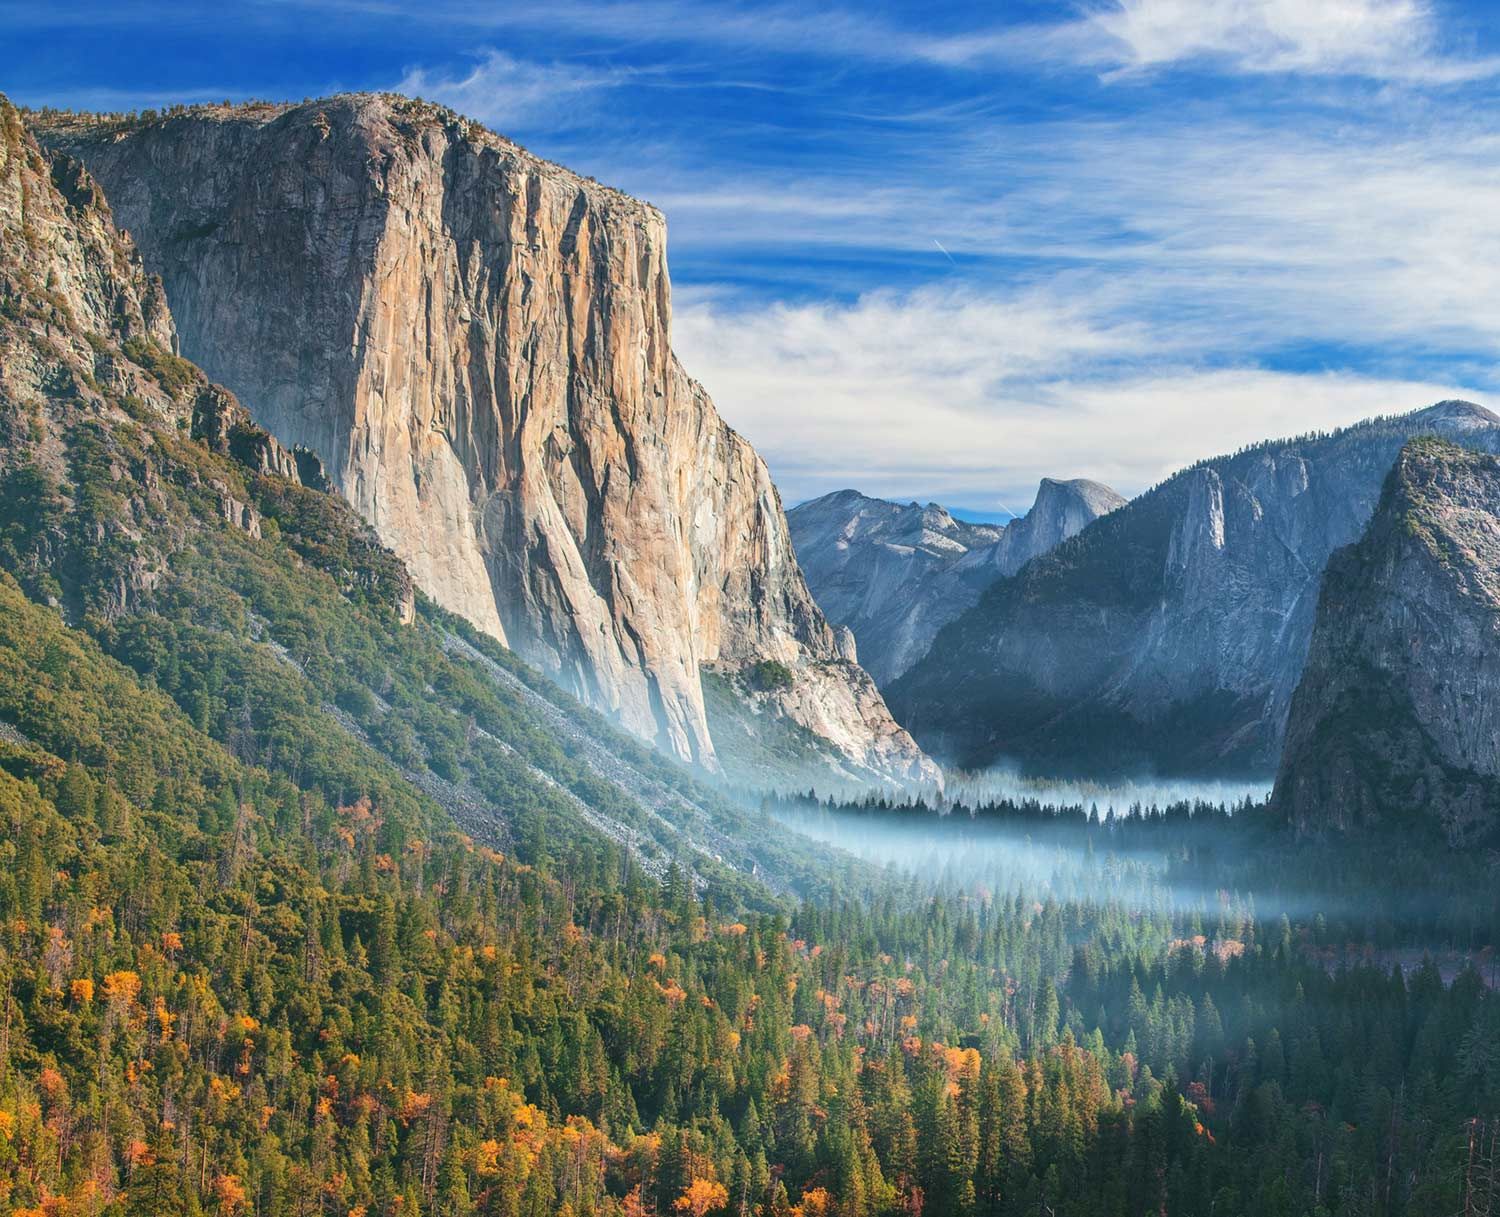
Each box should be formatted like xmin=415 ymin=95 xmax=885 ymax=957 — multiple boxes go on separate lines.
xmin=7 ymin=0 xmax=1500 ymax=513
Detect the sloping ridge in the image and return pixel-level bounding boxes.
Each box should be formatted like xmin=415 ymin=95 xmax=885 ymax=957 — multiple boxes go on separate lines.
xmin=35 ymin=93 xmax=934 ymax=788
xmin=1273 ymin=438 xmax=1500 ymax=841
xmin=888 ymin=401 xmax=1500 ymax=777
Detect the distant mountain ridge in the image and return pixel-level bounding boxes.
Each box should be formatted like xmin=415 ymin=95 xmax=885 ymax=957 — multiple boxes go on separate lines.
xmin=889 ymin=401 xmax=1500 ymax=777
xmin=789 ymin=478 xmax=1124 ymax=686
xmin=1275 ymin=438 xmax=1500 ymax=841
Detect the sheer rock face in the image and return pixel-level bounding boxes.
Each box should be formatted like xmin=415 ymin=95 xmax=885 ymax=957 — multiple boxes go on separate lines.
xmin=888 ymin=403 xmax=1500 ymax=778
xmin=789 ymin=480 xmax=1122 ymax=686
xmin=39 ymin=94 xmax=933 ymax=782
xmin=1275 ymin=440 xmax=1500 ymax=841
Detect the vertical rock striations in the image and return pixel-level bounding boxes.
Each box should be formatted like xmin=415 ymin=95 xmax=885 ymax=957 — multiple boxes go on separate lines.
xmin=1274 ymin=440 xmax=1500 ymax=841
xmin=37 ymin=94 xmax=933 ymax=785
xmin=888 ymin=403 xmax=1500 ymax=777
xmin=788 ymin=479 xmax=1123 ymax=686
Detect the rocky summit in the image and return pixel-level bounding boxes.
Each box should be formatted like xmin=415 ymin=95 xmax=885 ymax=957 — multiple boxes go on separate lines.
xmin=789 ymin=479 xmax=1123 ymax=686
xmin=37 ymin=94 xmax=934 ymax=788
xmin=1274 ymin=439 xmax=1500 ymax=840
xmin=888 ymin=402 xmax=1500 ymax=777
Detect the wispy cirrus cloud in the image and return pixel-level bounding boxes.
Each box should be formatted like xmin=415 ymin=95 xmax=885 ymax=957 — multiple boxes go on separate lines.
xmin=395 ymin=49 xmax=630 ymax=130
xmin=984 ymin=0 xmax=1500 ymax=84
xmin=317 ymin=0 xmax=1500 ymax=85
xmin=652 ymin=74 xmax=1500 ymax=505
xmin=624 ymin=106 xmax=1500 ymax=354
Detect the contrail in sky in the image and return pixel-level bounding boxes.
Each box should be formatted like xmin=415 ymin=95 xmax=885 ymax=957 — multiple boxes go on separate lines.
xmin=932 ymin=238 xmax=957 ymax=265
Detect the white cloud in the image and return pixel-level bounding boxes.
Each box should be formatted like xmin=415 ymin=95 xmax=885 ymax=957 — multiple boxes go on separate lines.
xmin=1075 ymin=0 xmax=1498 ymax=82
xmin=364 ymin=0 xmax=1500 ymax=84
xmin=622 ymin=89 xmax=1500 ymax=509
xmin=626 ymin=109 xmax=1500 ymax=356
xmin=672 ymin=284 xmax=1486 ymax=509
xmin=395 ymin=49 xmax=626 ymax=130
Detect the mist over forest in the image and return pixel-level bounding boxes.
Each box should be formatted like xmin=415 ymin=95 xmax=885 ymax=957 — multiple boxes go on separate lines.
xmin=769 ymin=791 xmax=1500 ymax=978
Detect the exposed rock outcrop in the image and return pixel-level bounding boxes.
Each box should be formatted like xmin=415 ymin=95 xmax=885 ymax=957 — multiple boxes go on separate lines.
xmin=1274 ymin=440 xmax=1500 ymax=841
xmin=1 ymin=99 xmax=189 ymax=619
xmin=38 ymin=94 xmax=934 ymax=786
xmin=889 ymin=403 xmax=1500 ymax=777
xmin=192 ymin=381 xmax=325 ymax=486
xmin=790 ymin=480 xmax=1123 ymax=686
xmin=1 ymin=96 xmax=371 ymax=621
xmin=0 ymin=110 xmax=175 ymax=360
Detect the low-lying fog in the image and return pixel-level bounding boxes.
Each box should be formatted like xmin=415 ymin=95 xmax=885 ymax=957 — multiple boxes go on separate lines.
xmin=775 ymin=799 xmax=1268 ymax=921
xmin=941 ymin=767 xmax=1272 ymax=815
xmin=768 ymin=786 xmax=1495 ymax=981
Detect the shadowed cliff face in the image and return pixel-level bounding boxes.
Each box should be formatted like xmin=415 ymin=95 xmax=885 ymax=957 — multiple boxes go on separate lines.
xmin=789 ymin=479 xmax=1123 ymax=686
xmin=1275 ymin=440 xmax=1500 ymax=842
xmin=0 ymin=96 xmax=384 ymax=621
xmin=888 ymin=402 xmax=1500 ymax=779
xmin=38 ymin=94 xmax=935 ymax=786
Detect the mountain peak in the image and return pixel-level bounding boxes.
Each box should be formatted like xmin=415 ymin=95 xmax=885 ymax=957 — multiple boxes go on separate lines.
xmin=1033 ymin=477 xmax=1127 ymax=519
xmin=790 ymin=474 xmax=1121 ymax=686
xmin=1408 ymin=399 xmax=1499 ymax=430
xmin=1275 ymin=437 xmax=1500 ymax=836
xmin=34 ymin=92 xmax=656 ymax=224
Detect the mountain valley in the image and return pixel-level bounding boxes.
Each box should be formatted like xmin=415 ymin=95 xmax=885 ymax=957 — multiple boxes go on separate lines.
xmin=888 ymin=402 xmax=1500 ymax=779
xmin=4 ymin=79 xmax=1500 ymax=1217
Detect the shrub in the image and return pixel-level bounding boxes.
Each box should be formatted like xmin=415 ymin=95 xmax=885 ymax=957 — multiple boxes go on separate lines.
xmin=121 ymin=336 xmax=198 ymax=399
xmin=746 ymin=659 xmax=794 ymax=693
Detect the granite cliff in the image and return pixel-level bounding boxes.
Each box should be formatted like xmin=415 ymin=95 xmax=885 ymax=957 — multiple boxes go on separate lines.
xmin=0 ymin=94 xmax=848 ymax=908
xmin=1274 ymin=440 xmax=1500 ymax=841
xmin=38 ymin=94 xmax=933 ymax=787
xmin=889 ymin=402 xmax=1500 ymax=777
xmin=789 ymin=479 xmax=1122 ymax=686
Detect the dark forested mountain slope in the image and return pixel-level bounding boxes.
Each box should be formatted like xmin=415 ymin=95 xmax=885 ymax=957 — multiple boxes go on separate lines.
xmin=1275 ymin=439 xmax=1500 ymax=840
xmin=34 ymin=94 xmax=935 ymax=790
xmin=790 ymin=479 xmax=1122 ymax=686
xmin=889 ymin=402 xmax=1500 ymax=777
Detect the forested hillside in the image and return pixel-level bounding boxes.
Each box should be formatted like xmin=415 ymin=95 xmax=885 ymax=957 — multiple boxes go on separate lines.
xmin=3 ymin=93 xmax=1499 ymax=1217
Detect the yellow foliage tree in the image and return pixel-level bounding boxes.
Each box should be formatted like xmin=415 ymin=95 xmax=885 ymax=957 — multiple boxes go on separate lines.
xmin=793 ymin=1187 xmax=833 ymax=1217
xmin=213 ymin=1173 xmax=248 ymax=1213
xmin=673 ymin=1177 xmax=728 ymax=1217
